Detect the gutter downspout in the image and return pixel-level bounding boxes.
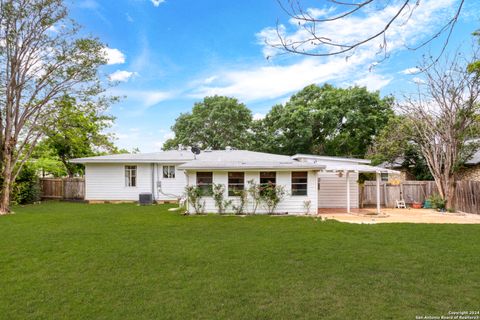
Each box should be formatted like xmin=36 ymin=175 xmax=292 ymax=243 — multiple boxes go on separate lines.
xmin=151 ymin=163 xmax=156 ymax=202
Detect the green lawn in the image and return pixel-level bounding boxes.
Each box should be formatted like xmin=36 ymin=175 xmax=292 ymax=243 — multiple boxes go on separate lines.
xmin=0 ymin=202 xmax=479 ymax=319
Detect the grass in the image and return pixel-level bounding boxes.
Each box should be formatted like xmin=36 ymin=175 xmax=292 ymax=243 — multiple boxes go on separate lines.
xmin=0 ymin=202 xmax=479 ymax=319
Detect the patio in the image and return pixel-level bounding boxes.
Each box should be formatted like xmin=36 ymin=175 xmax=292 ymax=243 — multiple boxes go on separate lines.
xmin=317 ymin=208 xmax=480 ymax=224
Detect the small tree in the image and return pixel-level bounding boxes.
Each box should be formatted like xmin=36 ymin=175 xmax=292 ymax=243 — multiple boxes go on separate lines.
xmin=232 ymin=189 xmax=248 ymax=215
xmin=212 ymin=183 xmax=232 ymax=215
xmin=260 ymin=183 xmax=287 ymax=215
xmin=0 ymin=0 xmax=112 ymax=213
xmin=185 ymin=186 xmax=205 ymax=215
xmin=399 ymin=50 xmax=480 ymax=210
xmin=246 ymin=179 xmax=261 ymax=214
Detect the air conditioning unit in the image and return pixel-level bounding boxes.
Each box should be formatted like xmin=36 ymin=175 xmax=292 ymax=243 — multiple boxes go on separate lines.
xmin=139 ymin=193 xmax=153 ymax=205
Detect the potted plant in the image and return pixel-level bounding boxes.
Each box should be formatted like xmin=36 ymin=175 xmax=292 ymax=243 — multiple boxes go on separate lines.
xmin=411 ymin=201 xmax=422 ymax=209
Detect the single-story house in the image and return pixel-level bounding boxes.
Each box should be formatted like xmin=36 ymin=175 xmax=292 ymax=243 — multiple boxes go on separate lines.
xmin=71 ymin=149 xmax=397 ymax=215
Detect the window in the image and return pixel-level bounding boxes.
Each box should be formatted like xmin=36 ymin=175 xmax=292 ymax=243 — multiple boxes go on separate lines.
xmin=260 ymin=172 xmax=276 ymax=186
xmin=197 ymin=172 xmax=213 ymax=196
xmin=163 ymin=165 xmax=175 ymax=179
xmin=125 ymin=165 xmax=137 ymax=187
xmin=228 ymin=172 xmax=245 ymax=196
xmin=291 ymin=172 xmax=308 ymax=196
xmin=381 ymin=173 xmax=389 ymax=181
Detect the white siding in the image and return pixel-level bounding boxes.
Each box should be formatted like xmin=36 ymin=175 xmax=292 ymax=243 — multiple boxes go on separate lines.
xmin=186 ymin=170 xmax=318 ymax=215
xmin=154 ymin=163 xmax=187 ymax=201
xmin=85 ymin=163 xmax=153 ymax=201
xmin=317 ymin=172 xmax=359 ymax=208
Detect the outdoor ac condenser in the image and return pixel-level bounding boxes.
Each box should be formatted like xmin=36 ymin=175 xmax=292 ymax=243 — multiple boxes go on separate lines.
xmin=139 ymin=193 xmax=153 ymax=205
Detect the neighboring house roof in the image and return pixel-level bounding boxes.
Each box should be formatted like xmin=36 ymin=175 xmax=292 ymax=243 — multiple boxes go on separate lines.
xmin=292 ymin=154 xmax=371 ymax=164
xmin=466 ymin=149 xmax=480 ymax=165
xmin=378 ymin=157 xmax=404 ymax=169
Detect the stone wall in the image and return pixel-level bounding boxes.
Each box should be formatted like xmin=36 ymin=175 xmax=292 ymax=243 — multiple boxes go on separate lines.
xmin=456 ymin=165 xmax=480 ymax=182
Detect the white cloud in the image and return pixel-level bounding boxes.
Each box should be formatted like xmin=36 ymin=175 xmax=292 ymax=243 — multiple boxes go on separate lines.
xmin=151 ymin=0 xmax=165 ymax=7
xmin=401 ymin=67 xmax=420 ymax=75
xmin=78 ymin=0 xmax=99 ymax=9
xmin=126 ymin=13 xmax=134 ymax=23
xmin=191 ymin=52 xmax=377 ymax=102
xmin=204 ymin=76 xmax=218 ymax=84
xmin=253 ymin=113 xmax=266 ymax=121
xmin=191 ymin=0 xmax=456 ymax=102
xmin=412 ymin=77 xmax=426 ymax=84
xmin=102 ymin=48 xmax=126 ymax=65
xmin=352 ymin=73 xmax=393 ymax=91
xmin=111 ymin=89 xmax=174 ymax=108
xmin=109 ymin=70 xmax=136 ymax=82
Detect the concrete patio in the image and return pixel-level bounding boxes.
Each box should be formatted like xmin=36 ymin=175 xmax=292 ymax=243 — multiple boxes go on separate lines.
xmin=317 ymin=208 xmax=480 ymax=224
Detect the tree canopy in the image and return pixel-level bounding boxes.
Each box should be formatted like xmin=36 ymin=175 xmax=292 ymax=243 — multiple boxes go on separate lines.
xmin=163 ymin=96 xmax=253 ymax=150
xmin=252 ymin=84 xmax=394 ymax=157
xmin=42 ymin=95 xmax=118 ymax=177
xmin=0 ymin=0 xmax=113 ymax=213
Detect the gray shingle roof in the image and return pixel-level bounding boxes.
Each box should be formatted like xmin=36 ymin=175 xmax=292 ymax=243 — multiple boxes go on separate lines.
xmin=71 ymin=150 xmax=294 ymax=164
xmin=178 ymin=160 xmax=325 ymax=170
xmin=466 ymin=149 xmax=480 ymax=165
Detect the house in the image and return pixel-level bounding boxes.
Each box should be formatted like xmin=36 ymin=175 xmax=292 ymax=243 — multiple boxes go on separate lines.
xmin=457 ymin=149 xmax=480 ymax=181
xmin=378 ymin=158 xmax=416 ymax=182
xmin=71 ymin=149 xmax=396 ymax=214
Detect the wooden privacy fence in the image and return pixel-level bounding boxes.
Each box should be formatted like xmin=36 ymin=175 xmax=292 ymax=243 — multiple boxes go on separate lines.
xmin=361 ymin=180 xmax=480 ymax=214
xmin=40 ymin=178 xmax=85 ymax=200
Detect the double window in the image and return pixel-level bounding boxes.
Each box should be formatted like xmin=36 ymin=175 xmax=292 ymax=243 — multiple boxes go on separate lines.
xmin=163 ymin=165 xmax=175 ymax=179
xmin=291 ymin=172 xmax=308 ymax=196
xmin=125 ymin=165 xmax=137 ymax=187
xmin=197 ymin=172 xmax=213 ymax=196
xmin=228 ymin=172 xmax=245 ymax=196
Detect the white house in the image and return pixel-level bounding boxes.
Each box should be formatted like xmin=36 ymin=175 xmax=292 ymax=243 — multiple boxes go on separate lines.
xmin=71 ymin=149 xmax=396 ymax=214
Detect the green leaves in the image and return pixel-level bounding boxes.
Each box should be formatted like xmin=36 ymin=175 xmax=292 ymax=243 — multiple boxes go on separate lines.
xmin=163 ymin=96 xmax=253 ymax=150
xmin=253 ymin=84 xmax=394 ymax=157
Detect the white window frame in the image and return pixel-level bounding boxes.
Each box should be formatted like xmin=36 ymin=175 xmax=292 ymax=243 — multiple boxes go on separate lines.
xmin=163 ymin=165 xmax=176 ymax=179
xmin=291 ymin=171 xmax=308 ymax=196
xmin=125 ymin=165 xmax=137 ymax=187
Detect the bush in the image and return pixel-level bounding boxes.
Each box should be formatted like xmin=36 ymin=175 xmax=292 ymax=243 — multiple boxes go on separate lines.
xmin=185 ymin=186 xmax=205 ymax=215
xmin=427 ymin=193 xmax=446 ymax=211
xmin=260 ymin=183 xmax=287 ymax=215
xmin=232 ymin=189 xmax=248 ymax=215
xmin=212 ymin=183 xmax=232 ymax=215
xmin=12 ymin=164 xmax=41 ymax=205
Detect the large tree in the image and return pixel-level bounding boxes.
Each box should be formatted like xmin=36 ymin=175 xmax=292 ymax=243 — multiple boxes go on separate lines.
xmin=398 ymin=51 xmax=480 ymax=210
xmin=163 ymin=96 xmax=253 ymax=150
xmin=0 ymin=0 xmax=110 ymax=213
xmin=251 ymin=84 xmax=394 ymax=157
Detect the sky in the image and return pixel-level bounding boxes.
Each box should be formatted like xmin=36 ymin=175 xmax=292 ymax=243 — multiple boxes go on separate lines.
xmin=68 ymin=0 xmax=480 ymax=152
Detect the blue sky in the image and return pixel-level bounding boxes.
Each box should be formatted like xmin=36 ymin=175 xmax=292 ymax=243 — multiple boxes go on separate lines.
xmin=69 ymin=0 xmax=479 ymax=152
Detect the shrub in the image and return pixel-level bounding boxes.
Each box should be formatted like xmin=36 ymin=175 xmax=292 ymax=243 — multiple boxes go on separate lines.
xmin=246 ymin=180 xmax=261 ymax=215
xmin=212 ymin=183 xmax=232 ymax=214
xmin=185 ymin=186 xmax=205 ymax=215
xmin=232 ymin=189 xmax=248 ymax=215
xmin=260 ymin=183 xmax=287 ymax=215
xmin=12 ymin=164 xmax=41 ymax=205
xmin=303 ymin=200 xmax=312 ymax=215
xmin=427 ymin=193 xmax=446 ymax=211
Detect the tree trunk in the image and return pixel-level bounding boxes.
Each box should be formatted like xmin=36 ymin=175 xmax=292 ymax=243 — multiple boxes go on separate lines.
xmin=445 ymin=178 xmax=456 ymax=211
xmin=0 ymin=151 xmax=13 ymax=214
